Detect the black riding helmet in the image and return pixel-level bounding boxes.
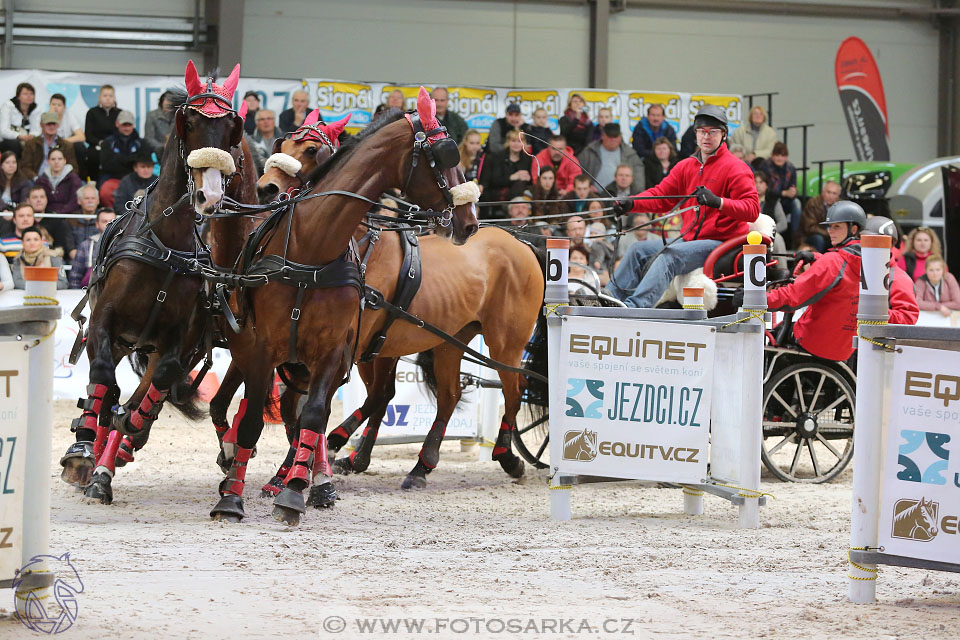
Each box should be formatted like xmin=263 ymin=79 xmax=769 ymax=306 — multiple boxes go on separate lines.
xmin=821 ymin=200 xmax=867 ymax=239
xmin=693 ymin=104 xmax=729 ymax=133
xmin=863 ymin=215 xmax=901 ymax=245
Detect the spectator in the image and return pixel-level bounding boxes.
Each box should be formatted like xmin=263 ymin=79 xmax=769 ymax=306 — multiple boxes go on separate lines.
xmin=561 ymin=175 xmax=593 ymax=215
xmin=584 ymin=199 xmax=608 ymax=227
xmin=246 ymin=109 xmax=279 ymax=175
xmin=617 ymin=211 xmax=664 ymax=262
xmin=0 ymin=251 xmax=12 ymax=292
xmin=0 ymin=82 xmax=40 ymax=156
xmin=22 ymin=112 xmax=79 ymax=178
xmin=532 ymin=135 xmax=579 ymax=196
xmin=477 ymin=129 xmax=532 ymax=216
xmin=0 ymin=151 xmax=33 ymax=211
xmin=1 ymin=204 xmax=54 ymax=259
xmin=457 ymin=129 xmax=484 ymax=183
xmin=83 ymin=84 xmax=120 ymax=180
xmin=529 ymin=166 xmax=565 ymax=219
xmin=729 ymin=106 xmax=777 ymax=163
xmin=28 ymin=186 xmax=74 ymax=260
xmin=559 ymin=93 xmax=593 ymax=156
xmin=49 ymin=93 xmax=85 ymax=144
xmin=69 ymin=207 xmax=116 ymax=288
xmin=798 ymin=180 xmax=841 ymax=253
xmin=759 ymin=142 xmax=800 ymax=235
xmin=914 ymin=255 xmax=960 ymax=317
xmin=527 ymin=108 xmax=554 ymax=155
xmin=279 ymin=89 xmax=311 ymax=134
xmin=11 ymin=226 xmax=68 ymax=289
xmin=99 ymin=110 xmax=148 ymax=208
xmin=754 ymin=170 xmax=787 ymax=255
xmin=585 ymin=218 xmax=614 ymax=285
xmin=242 ymin=91 xmax=261 ymax=135
xmin=631 ymin=103 xmax=677 ymax=160
xmin=643 ymin=136 xmax=678 ymax=189
xmin=72 ymin=183 xmax=100 ymax=247
xmin=35 ymin=148 xmax=83 ymax=216
xmin=569 ymin=245 xmax=591 ymax=281
xmin=728 ymin=143 xmax=746 ymax=161
xmin=606 ymin=164 xmax=637 ymax=198
xmin=113 ymin=152 xmax=156 ymax=213
xmin=385 ymin=90 xmax=406 ymax=110
xmin=898 ymin=226 xmax=943 ymax=282
xmin=486 ymin=103 xmax=530 ymax=155
xmin=430 ymin=88 xmax=467 ymax=144
xmin=589 ymin=107 xmax=614 ymax=144
xmin=579 ymin=122 xmax=644 ymax=193
xmin=144 ymin=89 xmax=177 ymax=154
xmin=678 ymin=124 xmax=697 ymax=160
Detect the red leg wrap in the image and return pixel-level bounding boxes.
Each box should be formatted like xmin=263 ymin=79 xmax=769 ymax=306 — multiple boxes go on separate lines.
xmin=492 ymin=420 xmax=513 ymax=457
xmin=222 ymin=447 xmax=253 ymax=496
xmin=329 ymin=426 xmax=350 ymax=441
xmin=75 ymin=383 xmax=110 ymax=435
xmin=223 ymin=399 xmax=247 ymax=446
xmin=129 ymin=384 xmax=168 ymax=432
xmin=98 ymin=430 xmax=123 ymax=474
xmin=117 ymin=436 xmax=135 ymax=463
xmin=313 ymin=434 xmax=332 ymax=478
xmin=352 ymin=409 xmax=363 ymax=421
xmin=94 ymin=423 xmax=110 ymax=459
xmin=284 ymin=430 xmax=319 ymax=486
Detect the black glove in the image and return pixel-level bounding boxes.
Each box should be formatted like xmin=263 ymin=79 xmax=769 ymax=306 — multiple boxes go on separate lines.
xmin=612 ymin=199 xmax=633 ymax=216
xmin=795 ymin=250 xmax=817 ymax=266
xmin=730 ymin=287 xmax=745 ymax=309
xmin=694 ymin=186 xmax=722 ymax=209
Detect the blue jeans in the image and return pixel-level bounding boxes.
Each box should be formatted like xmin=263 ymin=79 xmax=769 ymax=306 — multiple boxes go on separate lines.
xmin=607 ymin=237 xmax=721 ymax=308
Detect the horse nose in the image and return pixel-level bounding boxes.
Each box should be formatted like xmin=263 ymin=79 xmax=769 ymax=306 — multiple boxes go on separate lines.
xmin=258 ymin=182 xmax=279 ymax=204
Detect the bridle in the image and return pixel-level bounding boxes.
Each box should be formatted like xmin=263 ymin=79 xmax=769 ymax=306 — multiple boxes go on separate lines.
xmin=271 ymin=121 xmax=338 ymax=189
xmin=177 ymin=87 xmax=243 ymax=206
xmin=401 ymin=113 xmax=463 ymax=228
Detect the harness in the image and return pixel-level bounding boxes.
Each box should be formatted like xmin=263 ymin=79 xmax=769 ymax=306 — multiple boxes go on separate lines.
xmin=359 ymin=228 xmax=422 ymax=362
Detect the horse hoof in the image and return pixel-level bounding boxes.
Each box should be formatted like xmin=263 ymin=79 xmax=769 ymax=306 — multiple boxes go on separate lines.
xmin=272 ymin=505 xmax=302 ymax=526
xmin=496 ymin=454 xmax=525 ymax=479
xmin=211 ymin=494 xmax=245 ymax=522
xmin=401 ymin=474 xmax=427 ymax=490
xmin=59 ymin=441 xmax=95 ymax=487
xmin=82 ymin=472 xmax=113 ymax=505
xmin=260 ymin=476 xmax=284 ymax=497
xmin=332 ymin=457 xmax=354 ymax=475
xmin=306 ymin=482 xmax=337 ymax=509
xmin=273 ymin=487 xmax=305 ymax=516
xmin=350 ymin=453 xmax=371 ymax=473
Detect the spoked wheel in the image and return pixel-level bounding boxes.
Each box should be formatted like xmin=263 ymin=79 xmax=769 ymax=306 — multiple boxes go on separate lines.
xmin=513 ymin=404 xmax=549 ymax=469
xmin=760 ymin=362 xmax=855 ymax=483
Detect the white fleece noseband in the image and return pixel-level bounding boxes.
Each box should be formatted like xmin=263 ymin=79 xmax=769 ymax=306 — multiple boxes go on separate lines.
xmin=186 ymin=147 xmax=236 ymax=174
xmin=264 ymin=153 xmax=303 ymax=178
xmin=449 ymin=181 xmax=480 ymax=206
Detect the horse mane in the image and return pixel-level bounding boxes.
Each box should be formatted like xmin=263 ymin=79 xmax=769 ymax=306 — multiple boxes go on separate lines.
xmin=165 ymin=88 xmax=189 ymax=109
xmin=303 ymin=108 xmax=406 ymax=185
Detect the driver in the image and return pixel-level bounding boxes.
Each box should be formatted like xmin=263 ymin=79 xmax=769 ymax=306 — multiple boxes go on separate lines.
xmin=607 ymin=104 xmax=759 ymax=308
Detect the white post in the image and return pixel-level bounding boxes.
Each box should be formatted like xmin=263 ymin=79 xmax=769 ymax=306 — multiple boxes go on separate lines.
xmin=545 ymin=239 xmax=570 ymax=521
xmin=682 ymin=288 xmax=705 ymax=516
xmin=738 ymin=242 xmax=767 ymax=529
xmin=848 ymin=234 xmax=892 ymax=603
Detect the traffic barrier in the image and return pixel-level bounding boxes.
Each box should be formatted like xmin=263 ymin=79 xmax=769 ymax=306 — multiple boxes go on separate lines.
xmin=545 ymin=238 xmax=767 ymax=528
xmin=848 ymin=234 xmax=960 ymax=603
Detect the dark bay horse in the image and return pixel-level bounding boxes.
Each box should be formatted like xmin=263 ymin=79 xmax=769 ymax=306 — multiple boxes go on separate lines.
xmin=254 ymin=132 xmax=546 ymax=491
xmin=59 ymin=61 xmax=249 ymax=505
xmin=210 ymin=88 xmax=478 ymax=525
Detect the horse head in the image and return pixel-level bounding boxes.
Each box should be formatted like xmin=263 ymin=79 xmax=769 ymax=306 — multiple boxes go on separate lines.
xmin=257 ymin=111 xmax=350 ymax=204
xmin=918 ymin=497 xmax=939 ymax=537
xmin=177 ymin=60 xmax=245 ymax=215
xmin=398 ymin=86 xmax=478 ymax=245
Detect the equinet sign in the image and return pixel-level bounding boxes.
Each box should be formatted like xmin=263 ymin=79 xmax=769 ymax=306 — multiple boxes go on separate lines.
xmin=904 ymin=371 xmax=960 ymax=407
xmin=568 ymin=333 xmax=707 ymax=362
xmin=561 ymin=429 xmax=699 ymax=464
xmin=889 ymin=497 xmax=960 ymax=542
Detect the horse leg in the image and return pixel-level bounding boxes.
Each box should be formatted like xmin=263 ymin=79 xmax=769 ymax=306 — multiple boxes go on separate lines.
xmin=402 ymin=344 xmax=467 ymax=490
xmin=260 ymin=368 xmax=306 ymax=496
xmin=210 ymin=355 xmax=273 ymax=523
xmin=210 ymin=361 xmax=243 ymax=451
xmin=114 ymin=354 xmax=160 ymax=468
xmin=61 ymin=314 xmax=119 ymax=490
xmin=327 ymin=361 xmax=376 ymax=455
xmin=488 ymin=342 xmax=526 ymax=479
xmin=335 ymin=358 xmax=398 ymax=475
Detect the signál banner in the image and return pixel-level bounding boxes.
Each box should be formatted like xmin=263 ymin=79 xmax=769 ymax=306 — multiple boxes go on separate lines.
xmin=551 ymin=317 xmax=714 ymax=482
xmin=311 ymin=79 xmax=377 ymax=135
xmin=0 ymin=342 xmax=28 ymax=583
xmin=878 ymin=345 xmax=960 ymax=564
xmin=504 ymin=89 xmax=562 ymax=130
xmin=835 ymin=36 xmax=891 ymax=161
xmin=625 ymin=91 xmax=683 ymax=139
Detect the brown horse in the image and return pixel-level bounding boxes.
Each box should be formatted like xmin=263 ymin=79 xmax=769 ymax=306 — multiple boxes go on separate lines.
xmin=60 ymin=61 xmax=250 ymax=505
xmin=210 ymin=88 xmax=478 ymax=525
xmin=253 ymin=128 xmax=546 ymax=492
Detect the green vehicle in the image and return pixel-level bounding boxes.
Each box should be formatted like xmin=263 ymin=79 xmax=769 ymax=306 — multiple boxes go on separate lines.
xmin=801 ymin=161 xmax=915 ymax=200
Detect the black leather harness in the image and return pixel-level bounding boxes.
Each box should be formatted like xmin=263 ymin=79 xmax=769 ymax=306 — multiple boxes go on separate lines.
xmin=359 ymin=228 xmax=422 ymax=362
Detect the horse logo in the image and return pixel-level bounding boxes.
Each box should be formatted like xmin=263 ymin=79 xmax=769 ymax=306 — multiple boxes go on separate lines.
xmin=563 ymin=429 xmax=598 ymax=462
xmin=12 ymin=553 xmax=84 ymax=634
xmin=891 ymin=498 xmax=940 ymax=542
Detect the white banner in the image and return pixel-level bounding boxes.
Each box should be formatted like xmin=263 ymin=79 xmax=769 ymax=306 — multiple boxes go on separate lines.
xmin=878 ymin=345 xmax=960 ymax=564
xmin=0 ymin=340 xmax=28 ymax=583
xmin=550 ymin=317 xmax=714 ymax=482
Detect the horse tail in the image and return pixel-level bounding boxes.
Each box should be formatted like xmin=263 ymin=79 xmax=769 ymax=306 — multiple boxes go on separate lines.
xmin=128 ymin=352 xmax=207 ymax=421
xmin=415 ymin=350 xmax=440 ymax=401
xmin=522 ymin=244 xmax=550 ymax=423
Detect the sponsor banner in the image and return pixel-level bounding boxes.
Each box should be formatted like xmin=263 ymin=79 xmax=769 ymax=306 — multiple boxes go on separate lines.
xmin=878 ymin=345 xmax=960 ymax=564
xmin=340 ymin=337 xmax=486 ymax=441
xmin=229 ymin=77 xmax=306 ymax=119
xmin=688 ymin=94 xmax=743 ymax=134
xmin=625 ymin=91 xmax=683 ymax=138
xmin=0 ymin=341 xmax=28 ymax=582
xmin=446 ymin=86 xmax=499 ymax=137
xmin=311 ymin=79 xmax=377 ymax=134
xmin=835 ymin=36 xmax=890 ymax=161
xmin=567 ymin=89 xmax=623 ymax=124
xmin=380 ymin=84 xmax=433 ymax=111
xmin=505 ymin=89 xmax=562 ymax=130
xmin=551 ymin=317 xmax=714 ymax=482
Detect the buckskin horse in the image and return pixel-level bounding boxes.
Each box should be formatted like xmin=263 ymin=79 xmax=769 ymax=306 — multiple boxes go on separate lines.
xmin=251 ymin=112 xmax=547 ymax=493
xmin=210 ymin=88 xmax=479 ymax=525
xmin=59 ymin=61 xmax=254 ymax=505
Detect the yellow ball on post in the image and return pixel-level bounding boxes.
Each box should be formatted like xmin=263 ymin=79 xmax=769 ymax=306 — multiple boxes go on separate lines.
xmin=747 ymin=231 xmax=763 ymax=245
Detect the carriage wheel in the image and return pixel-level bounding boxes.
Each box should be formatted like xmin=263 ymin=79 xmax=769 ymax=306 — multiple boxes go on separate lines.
xmin=513 ymin=405 xmax=550 ymax=469
xmin=760 ymin=362 xmax=855 ymax=483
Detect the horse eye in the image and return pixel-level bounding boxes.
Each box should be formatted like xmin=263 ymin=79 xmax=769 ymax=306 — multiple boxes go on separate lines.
xmin=184 ymin=121 xmax=193 ymax=132
xmin=305 ymin=147 xmax=317 ymax=156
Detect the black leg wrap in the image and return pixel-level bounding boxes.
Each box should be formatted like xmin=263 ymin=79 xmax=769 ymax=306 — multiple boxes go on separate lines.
xmin=306 ymin=481 xmax=337 ymax=509
xmin=210 ymin=494 xmax=245 ymax=522
xmin=82 ymin=471 xmax=113 ymax=505
xmin=260 ymin=475 xmax=284 ymax=497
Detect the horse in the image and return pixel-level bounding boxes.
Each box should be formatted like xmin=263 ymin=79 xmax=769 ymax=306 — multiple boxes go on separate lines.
xmin=251 ymin=119 xmax=547 ymax=493
xmin=59 ymin=61 xmax=250 ymax=505
xmin=893 ymin=497 xmax=939 ymax=541
xmin=210 ymin=87 xmax=479 ymax=525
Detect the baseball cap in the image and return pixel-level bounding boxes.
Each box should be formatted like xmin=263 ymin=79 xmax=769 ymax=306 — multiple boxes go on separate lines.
xmin=116 ymin=110 xmax=136 ymax=125
xmin=505 ymin=103 xmax=521 ymax=114
xmin=40 ymin=111 xmax=59 ymax=125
